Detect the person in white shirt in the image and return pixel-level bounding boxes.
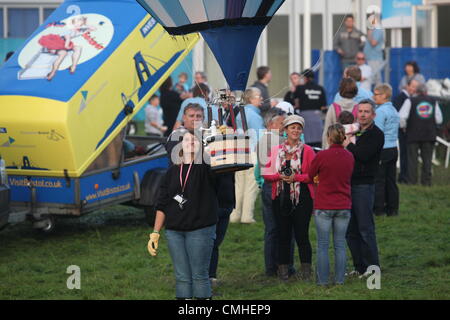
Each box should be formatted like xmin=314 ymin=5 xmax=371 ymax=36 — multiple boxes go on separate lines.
xmin=355 ymin=52 xmax=373 ymax=91
xmin=145 ymin=94 xmax=167 ymax=136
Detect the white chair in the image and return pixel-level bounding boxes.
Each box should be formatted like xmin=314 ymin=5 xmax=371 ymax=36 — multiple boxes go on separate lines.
xmin=436 ymin=136 xmax=450 ymax=169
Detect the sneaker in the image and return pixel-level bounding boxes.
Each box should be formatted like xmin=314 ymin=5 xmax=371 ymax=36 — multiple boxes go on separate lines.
xmin=240 ymin=219 xmax=256 ymax=224
xmin=345 ymin=270 xmax=361 ymax=277
xmin=358 ymin=270 xmax=373 ymax=279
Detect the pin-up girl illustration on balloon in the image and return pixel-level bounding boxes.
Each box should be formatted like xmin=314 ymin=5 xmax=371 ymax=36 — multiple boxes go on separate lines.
xmin=38 ymin=16 xmax=100 ymax=80
xmin=17 ymin=14 xmax=114 ymax=82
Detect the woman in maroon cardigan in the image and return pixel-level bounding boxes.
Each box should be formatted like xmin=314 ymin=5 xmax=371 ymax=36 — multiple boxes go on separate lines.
xmin=262 ymin=115 xmax=316 ymax=281
xmin=308 ymin=124 xmax=354 ymax=286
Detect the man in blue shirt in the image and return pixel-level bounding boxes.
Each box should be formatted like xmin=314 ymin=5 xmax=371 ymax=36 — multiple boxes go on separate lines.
xmin=173 ymin=83 xmax=219 ymax=130
xmin=364 ymin=25 xmax=385 ymax=89
xmin=334 ymin=66 xmax=373 ymax=103
xmin=373 ymin=84 xmax=400 ymax=216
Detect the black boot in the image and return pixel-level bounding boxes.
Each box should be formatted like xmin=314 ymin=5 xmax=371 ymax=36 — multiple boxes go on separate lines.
xmin=298 ymin=263 xmax=313 ymax=281
xmin=277 ymin=264 xmax=289 ymax=281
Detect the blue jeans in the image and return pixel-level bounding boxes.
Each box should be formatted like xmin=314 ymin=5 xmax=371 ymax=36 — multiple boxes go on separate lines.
xmin=314 ymin=210 xmax=351 ymax=285
xmin=209 ymin=207 xmax=233 ymax=279
xmin=346 ymin=184 xmax=380 ymax=274
xmin=262 ymin=183 xmax=295 ymax=275
xmin=165 ymin=225 xmax=216 ymax=299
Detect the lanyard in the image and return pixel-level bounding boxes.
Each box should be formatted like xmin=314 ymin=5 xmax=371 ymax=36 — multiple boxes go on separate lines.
xmin=179 ymin=162 xmax=193 ymax=194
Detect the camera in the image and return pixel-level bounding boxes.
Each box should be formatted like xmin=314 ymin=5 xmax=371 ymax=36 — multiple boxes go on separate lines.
xmin=281 ymin=166 xmax=293 ymax=176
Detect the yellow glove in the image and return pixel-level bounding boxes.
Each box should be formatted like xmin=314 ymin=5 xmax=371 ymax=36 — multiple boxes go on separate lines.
xmin=148 ymin=232 xmax=160 ymax=256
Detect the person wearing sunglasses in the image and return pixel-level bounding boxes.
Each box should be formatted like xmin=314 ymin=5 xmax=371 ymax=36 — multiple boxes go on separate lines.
xmin=355 ymin=52 xmax=372 ymax=91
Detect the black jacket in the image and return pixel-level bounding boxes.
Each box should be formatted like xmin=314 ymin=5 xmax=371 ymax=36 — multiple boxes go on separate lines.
xmin=346 ymin=123 xmax=385 ymax=185
xmin=164 ymin=129 xmax=235 ymax=210
xmin=156 ymin=163 xmax=218 ymax=231
xmin=160 ymin=89 xmax=182 ymax=136
xmin=407 ymin=95 xmax=437 ymax=143
xmin=251 ymin=81 xmax=271 ymax=115
xmin=216 ymin=172 xmax=235 ymax=209
xmin=392 ymin=91 xmax=409 ymax=112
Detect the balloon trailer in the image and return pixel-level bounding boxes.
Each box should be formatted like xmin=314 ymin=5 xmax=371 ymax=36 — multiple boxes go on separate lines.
xmin=0 ymin=0 xmax=198 ymax=232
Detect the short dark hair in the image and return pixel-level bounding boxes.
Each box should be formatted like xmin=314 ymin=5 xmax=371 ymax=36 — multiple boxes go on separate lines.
xmin=160 ymin=76 xmax=173 ymax=92
xmin=183 ymin=103 xmax=204 ymax=116
xmin=345 ymin=14 xmax=354 ymax=21
xmin=149 ymin=94 xmax=159 ymax=102
xmin=358 ymin=99 xmax=376 ymax=113
xmin=192 ymin=83 xmax=210 ymax=98
xmin=195 ymin=71 xmax=207 ymax=81
xmin=302 ymin=69 xmax=315 ymax=80
xmin=405 ymin=61 xmax=420 ymax=74
xmin=257 ymin=66 xmax=270 ymax=80
xmin=337 ymin=111 xmax=355 ymax=125
xmin=339 ymin=78 xmax=358 ymax=99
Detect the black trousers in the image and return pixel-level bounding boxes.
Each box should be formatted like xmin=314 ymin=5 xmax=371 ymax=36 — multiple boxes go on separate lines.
xmin=407 ymin=141 xmax=434 ymax=186
xmin=398 ymin=129 xmax=408 ymax=183
xmin=273 ymin=190 xmax=313 ymax=265
xmin=374 ymin=147 xmax=399 ymax=216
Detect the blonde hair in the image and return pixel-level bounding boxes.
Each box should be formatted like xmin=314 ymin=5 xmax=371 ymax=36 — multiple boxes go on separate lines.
xmin=327 ymin=123 xmax=346 ymax=145
xmin=242 ymin=87 xmax=261 ymax=105
xmin=374 ymin=83 xmax=393 ymax=100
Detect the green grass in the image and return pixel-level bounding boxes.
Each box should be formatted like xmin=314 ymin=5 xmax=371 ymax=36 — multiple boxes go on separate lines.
xmin=0 ymin=166 xmax=449 ymax=300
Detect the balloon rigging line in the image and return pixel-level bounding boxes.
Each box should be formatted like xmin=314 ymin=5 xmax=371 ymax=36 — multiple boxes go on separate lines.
xmin=166 ymin=0 xmax=353 ymax=108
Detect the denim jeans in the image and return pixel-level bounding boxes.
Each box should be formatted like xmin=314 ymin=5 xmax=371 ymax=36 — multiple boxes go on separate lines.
xmin=165 ymin=225 xmax=216 ymax=299
xmin=314 ymin=210 xmax=351 ymax=285
xmin=346 ymin=184 xmax=380 ymax=274
xmin=262 ymin=182 xmax=295 ymax=275
xmin=209 ymin=207 xmax=233 ymax=279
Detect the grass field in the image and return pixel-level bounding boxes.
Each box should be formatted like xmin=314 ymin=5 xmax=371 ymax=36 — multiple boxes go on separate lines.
xmin=0 ymin=164 xmax=449 ymax=300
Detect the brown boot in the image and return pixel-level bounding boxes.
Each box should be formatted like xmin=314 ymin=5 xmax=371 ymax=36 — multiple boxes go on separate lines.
xmin=277 ymin=264 xmax=289 ymax=281
xmin=298 ymin=263 xmax=313 ymax=281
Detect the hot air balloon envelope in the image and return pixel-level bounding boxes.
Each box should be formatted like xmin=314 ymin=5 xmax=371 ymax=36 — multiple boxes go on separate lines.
xmin=136 ymin=0 xmax=285 ymax=90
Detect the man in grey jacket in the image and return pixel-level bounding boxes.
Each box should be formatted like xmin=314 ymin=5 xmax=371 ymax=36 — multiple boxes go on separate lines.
xmin=334 ymin=15 xmax=364 ymax=69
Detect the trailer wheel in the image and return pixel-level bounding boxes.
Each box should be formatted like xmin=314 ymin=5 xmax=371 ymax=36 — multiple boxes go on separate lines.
xmin=33 ymin=216 xmax=56 ymax=233
xmin=144 ymin=206 xmax=156 ymax=227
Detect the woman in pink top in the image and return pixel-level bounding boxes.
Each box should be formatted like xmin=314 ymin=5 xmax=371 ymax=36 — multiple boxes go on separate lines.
xmin=262 ymin=115 xmax=316 ymax=281
xmin=308 ymin=124 xmax=354 ymax=286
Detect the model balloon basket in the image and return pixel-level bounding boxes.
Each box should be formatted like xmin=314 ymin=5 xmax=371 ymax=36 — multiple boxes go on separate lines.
xmin=135 ymin=0 xmax=286 ymax=172
xmin=203 ymin=91 xmax=253 ymax=173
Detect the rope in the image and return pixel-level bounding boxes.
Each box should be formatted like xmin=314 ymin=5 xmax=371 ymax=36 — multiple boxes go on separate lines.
xmin=164 ymin=1 xmax=354 ymax=107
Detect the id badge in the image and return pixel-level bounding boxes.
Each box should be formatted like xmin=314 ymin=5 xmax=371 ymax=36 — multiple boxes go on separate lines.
xmin=173 ymin=194 xmax=187 ymax=210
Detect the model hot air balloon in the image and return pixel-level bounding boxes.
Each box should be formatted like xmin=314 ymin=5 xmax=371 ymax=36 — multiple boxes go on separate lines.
xmin=136 ymin=0 xmax=285 ymax=91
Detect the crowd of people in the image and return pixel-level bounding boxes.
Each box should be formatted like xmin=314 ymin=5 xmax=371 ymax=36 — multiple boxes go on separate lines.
xmin=143 ymin=53 xmax=443 ymax=299
xmin=2 ymin=20 xmax=445 ymax=299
